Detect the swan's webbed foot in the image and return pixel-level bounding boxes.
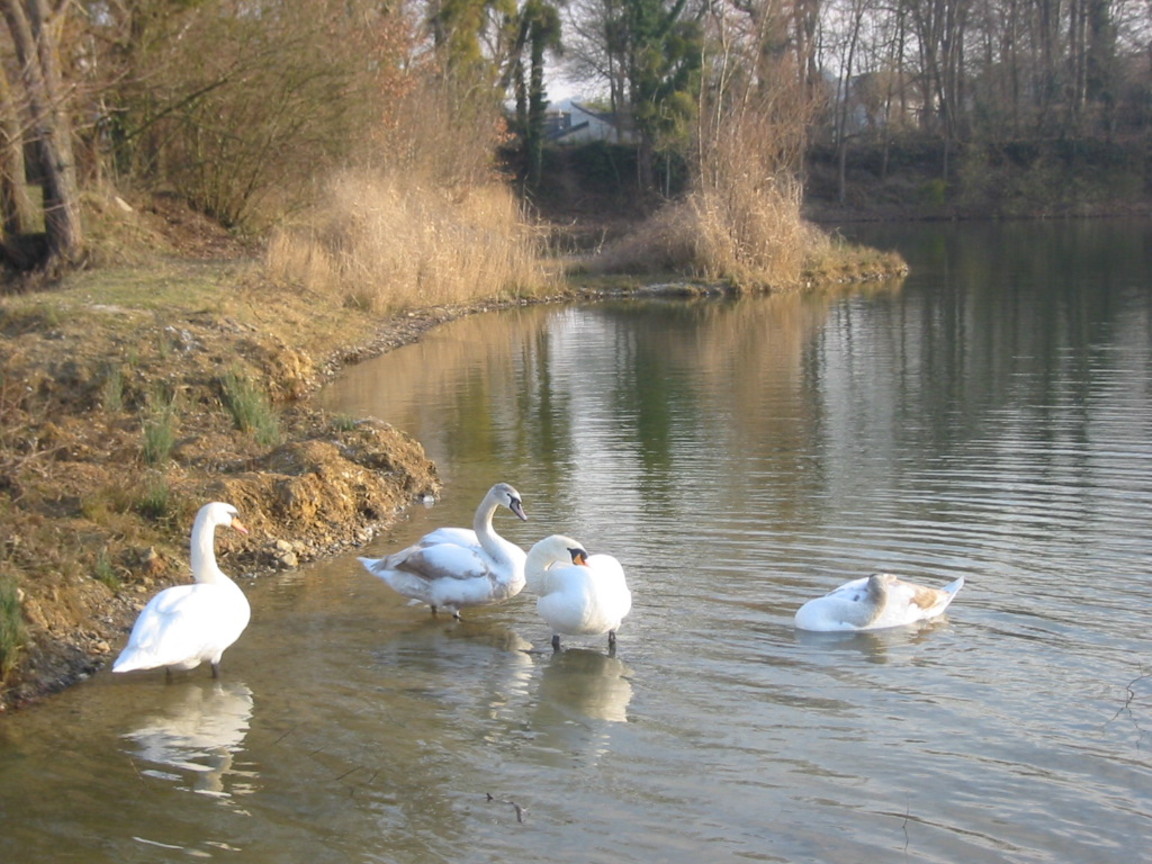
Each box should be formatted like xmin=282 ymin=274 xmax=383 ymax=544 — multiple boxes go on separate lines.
xmin=550 ymin=634 xmax=561 ymax=652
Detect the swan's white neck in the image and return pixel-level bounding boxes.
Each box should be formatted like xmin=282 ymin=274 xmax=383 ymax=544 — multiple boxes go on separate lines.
xmin=524 ymin=547 xmax=561 ymax=580
xmin=190 ymin=513 xmax=229 ymax=584
xmin=473 ymin=498 xmax=514 ymax=564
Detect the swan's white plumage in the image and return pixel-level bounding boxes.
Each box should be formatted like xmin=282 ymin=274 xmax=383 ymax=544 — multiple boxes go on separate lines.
xmin=525 ymin=534 xmax=632 ymax=650
xmin=794 ymin=572 xmax=964 ymax=632
xmin=358 ymin=482 xmax=528 ymax=616
xmin=113 ymin=502 xmax=251 ymax=676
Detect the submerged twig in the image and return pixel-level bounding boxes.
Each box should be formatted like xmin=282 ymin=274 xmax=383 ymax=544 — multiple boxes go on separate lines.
xmin=486 ymin=792 xmax=526 ymax=824
xmin=1105 ymin=670 xmax=1151 ymax=747
xmin=902 ymin=803 xmax=911 ymax=858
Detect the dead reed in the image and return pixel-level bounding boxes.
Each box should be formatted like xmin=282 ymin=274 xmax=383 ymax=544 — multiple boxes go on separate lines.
xmin=266 ymin=170 xmax=555 ymax=313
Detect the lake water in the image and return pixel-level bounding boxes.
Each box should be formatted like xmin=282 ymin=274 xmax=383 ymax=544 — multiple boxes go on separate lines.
xmin=2 ymin=219 xmax=1151 ymax=863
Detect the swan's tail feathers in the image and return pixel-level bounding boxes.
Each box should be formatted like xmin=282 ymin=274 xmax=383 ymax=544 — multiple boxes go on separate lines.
xmin=358 ymin=556 xmax=387 ymax=576
xmin=112 ymin=649 xmax=159 ymax=674
xmin=112 ymin=654 xmax=141 ymax=673
xmin=936 ymin=576 xmax=965 ymax=614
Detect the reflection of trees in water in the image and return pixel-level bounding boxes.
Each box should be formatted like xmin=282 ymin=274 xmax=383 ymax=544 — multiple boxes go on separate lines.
xmin=122 ymin=680 xmax=256 ymax=798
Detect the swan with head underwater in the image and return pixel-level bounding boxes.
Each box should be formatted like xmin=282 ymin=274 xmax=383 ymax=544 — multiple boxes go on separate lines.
xmin=113 ymin=502 xmax=251 ymax=679
xmin=525 ymin=534 xmax=632 ymax=652
xmin=794 ymin=571 xmax=964 ymax=632
xmin=358 ymin=482 xmax=529 ymax=619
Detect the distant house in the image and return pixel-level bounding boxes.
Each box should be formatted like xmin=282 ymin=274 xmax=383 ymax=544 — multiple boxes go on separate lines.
xmin=544 ymin=100 xmax=634 ymax=145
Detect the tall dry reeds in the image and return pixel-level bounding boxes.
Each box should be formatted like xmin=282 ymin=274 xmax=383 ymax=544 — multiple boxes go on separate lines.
xmin=265 ymin=69 xmax=555 ymax=313
xmin=587 ymin=42 xmax=827 ymax=289
xmin=587 ymin=132 xmax=817 ymax=288
xmin=266 ymin=171 xmax=553 ymax=313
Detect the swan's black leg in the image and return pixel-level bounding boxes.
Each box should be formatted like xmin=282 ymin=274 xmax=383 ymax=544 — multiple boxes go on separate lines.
xmin=607 ymin=630 xmax=617 ymax=657
xmin=551 ymin=634 xmax=561 ymax=652
xmin=430 ymin=604 xmax=438 ymax=616
xmin=210 ymin=661 xmax=220 ymax=679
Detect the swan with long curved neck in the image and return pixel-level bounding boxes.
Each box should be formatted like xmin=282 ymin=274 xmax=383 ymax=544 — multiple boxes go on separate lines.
xmin=794 ymin=572 xmax=964 ymax=632
xmin=113 ymin=502 xmax=251 ymax=678
xmin=358 ymin=482 xmax=529 ymax=618
xmin=525 ymin=534 xmax=632 ymax=653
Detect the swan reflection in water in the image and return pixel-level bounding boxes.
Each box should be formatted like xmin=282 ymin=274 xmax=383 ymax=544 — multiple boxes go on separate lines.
xmin=122 ymin=679 xmax=256 ymax=798
xmin=529 ymin=649 xmax=633 ymax=764
xmin=792 ymin=615 xmax=955 ymax=664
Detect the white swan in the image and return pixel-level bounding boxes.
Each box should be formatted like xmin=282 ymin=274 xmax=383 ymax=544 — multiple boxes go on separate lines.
xmin=794 ymin=572 xmax=964 ymax=632
xmin=358 ymin=482 xmax=529 ymax=618
xmin=525 ymin=534 xmax=632 ymax=652
xmin=114 ymin=502 xmax=251 ymax=678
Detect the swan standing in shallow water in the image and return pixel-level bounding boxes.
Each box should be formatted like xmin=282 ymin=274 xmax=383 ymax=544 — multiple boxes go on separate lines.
xmin=114 ymin=502 xmax=251 ymax=678
xmin=794 ymin=572 xmax=964 ymax=632
xmin=525 ymin=534 xmax=632 ymax=652
xmin=358 ymin=482 xmax=528 ymax=618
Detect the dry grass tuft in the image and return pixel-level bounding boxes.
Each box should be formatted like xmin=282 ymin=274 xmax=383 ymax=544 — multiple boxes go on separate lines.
xmin=584 ymin=66 xmax=830 ymax=290
xmin=587 ymin=176 xmax=817 ymax=289
xmin=266 ymin=171 xmax=555 ymax=313
xmin=581 ymin=51 xmax=903 ymax=291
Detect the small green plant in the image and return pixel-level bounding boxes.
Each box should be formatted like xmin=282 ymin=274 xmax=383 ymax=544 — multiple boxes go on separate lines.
xmin=221 ymin=368 xmax=282 ymax=446
xmin=92 ymin=549 xmax=121 ymax=591
xmin=137 ymin=474 xmax=172 ymax=521
xmin=142 ymin=388 xmax=179 ymax=466
xmin=100 ymin=363 xmax=124 ymax=413
xmin=330 ymin=414 xmax=360 ymax=432
xmin=0 ymin=576 xmax=27 ymax=684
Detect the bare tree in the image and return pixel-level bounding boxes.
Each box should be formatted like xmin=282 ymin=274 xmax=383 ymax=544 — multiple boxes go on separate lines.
xmin=0 ymin=0 xmax=84 ymax=269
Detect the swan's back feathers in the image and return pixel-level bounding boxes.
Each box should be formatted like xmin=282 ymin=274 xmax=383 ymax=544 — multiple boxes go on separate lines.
xmin=526 ymin=536 xmax=632 ymax=640
xmin=378 ymin=541 xmax=492 ymax=582
xmin=794 ymin=573 xmax=964 ymax=632
xmin=113 ymin=582 xmax=250 ymax=673
xmin=534 ymin=554 xmax=632 ymax=637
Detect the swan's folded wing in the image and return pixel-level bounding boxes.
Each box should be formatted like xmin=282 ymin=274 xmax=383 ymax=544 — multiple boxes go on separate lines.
xmin=115 ymin=585 xmax=217 ymax=670
xmin=886 ymin=575 xmax=962 ymax=617
xmin=588 ymin=554 xmax=632 ymax=613
xmin=417 ymin=528 xmax=479 ymax=547
xmin=395 ymin=543 xmax=494 ymax=581
xmin=820 ymin=576 xmax=872 ymax=599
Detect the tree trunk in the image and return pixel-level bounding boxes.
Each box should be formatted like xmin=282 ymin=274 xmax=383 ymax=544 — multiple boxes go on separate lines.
xmin=0 ymin=0 xmax=84 ymax=270
xmin=0 ymin=62 xmax=36 ymax=238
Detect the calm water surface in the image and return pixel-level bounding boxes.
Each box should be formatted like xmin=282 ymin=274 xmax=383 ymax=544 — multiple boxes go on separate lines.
xmin=3 ymin=220 xmax=1151 ymax=863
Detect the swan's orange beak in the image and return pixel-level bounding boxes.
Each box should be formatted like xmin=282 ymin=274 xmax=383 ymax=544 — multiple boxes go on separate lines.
xmin=571 ymin=549 xmax=589 ymax=566
xmin=231 ymin=518 xmax=249 ymax=535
